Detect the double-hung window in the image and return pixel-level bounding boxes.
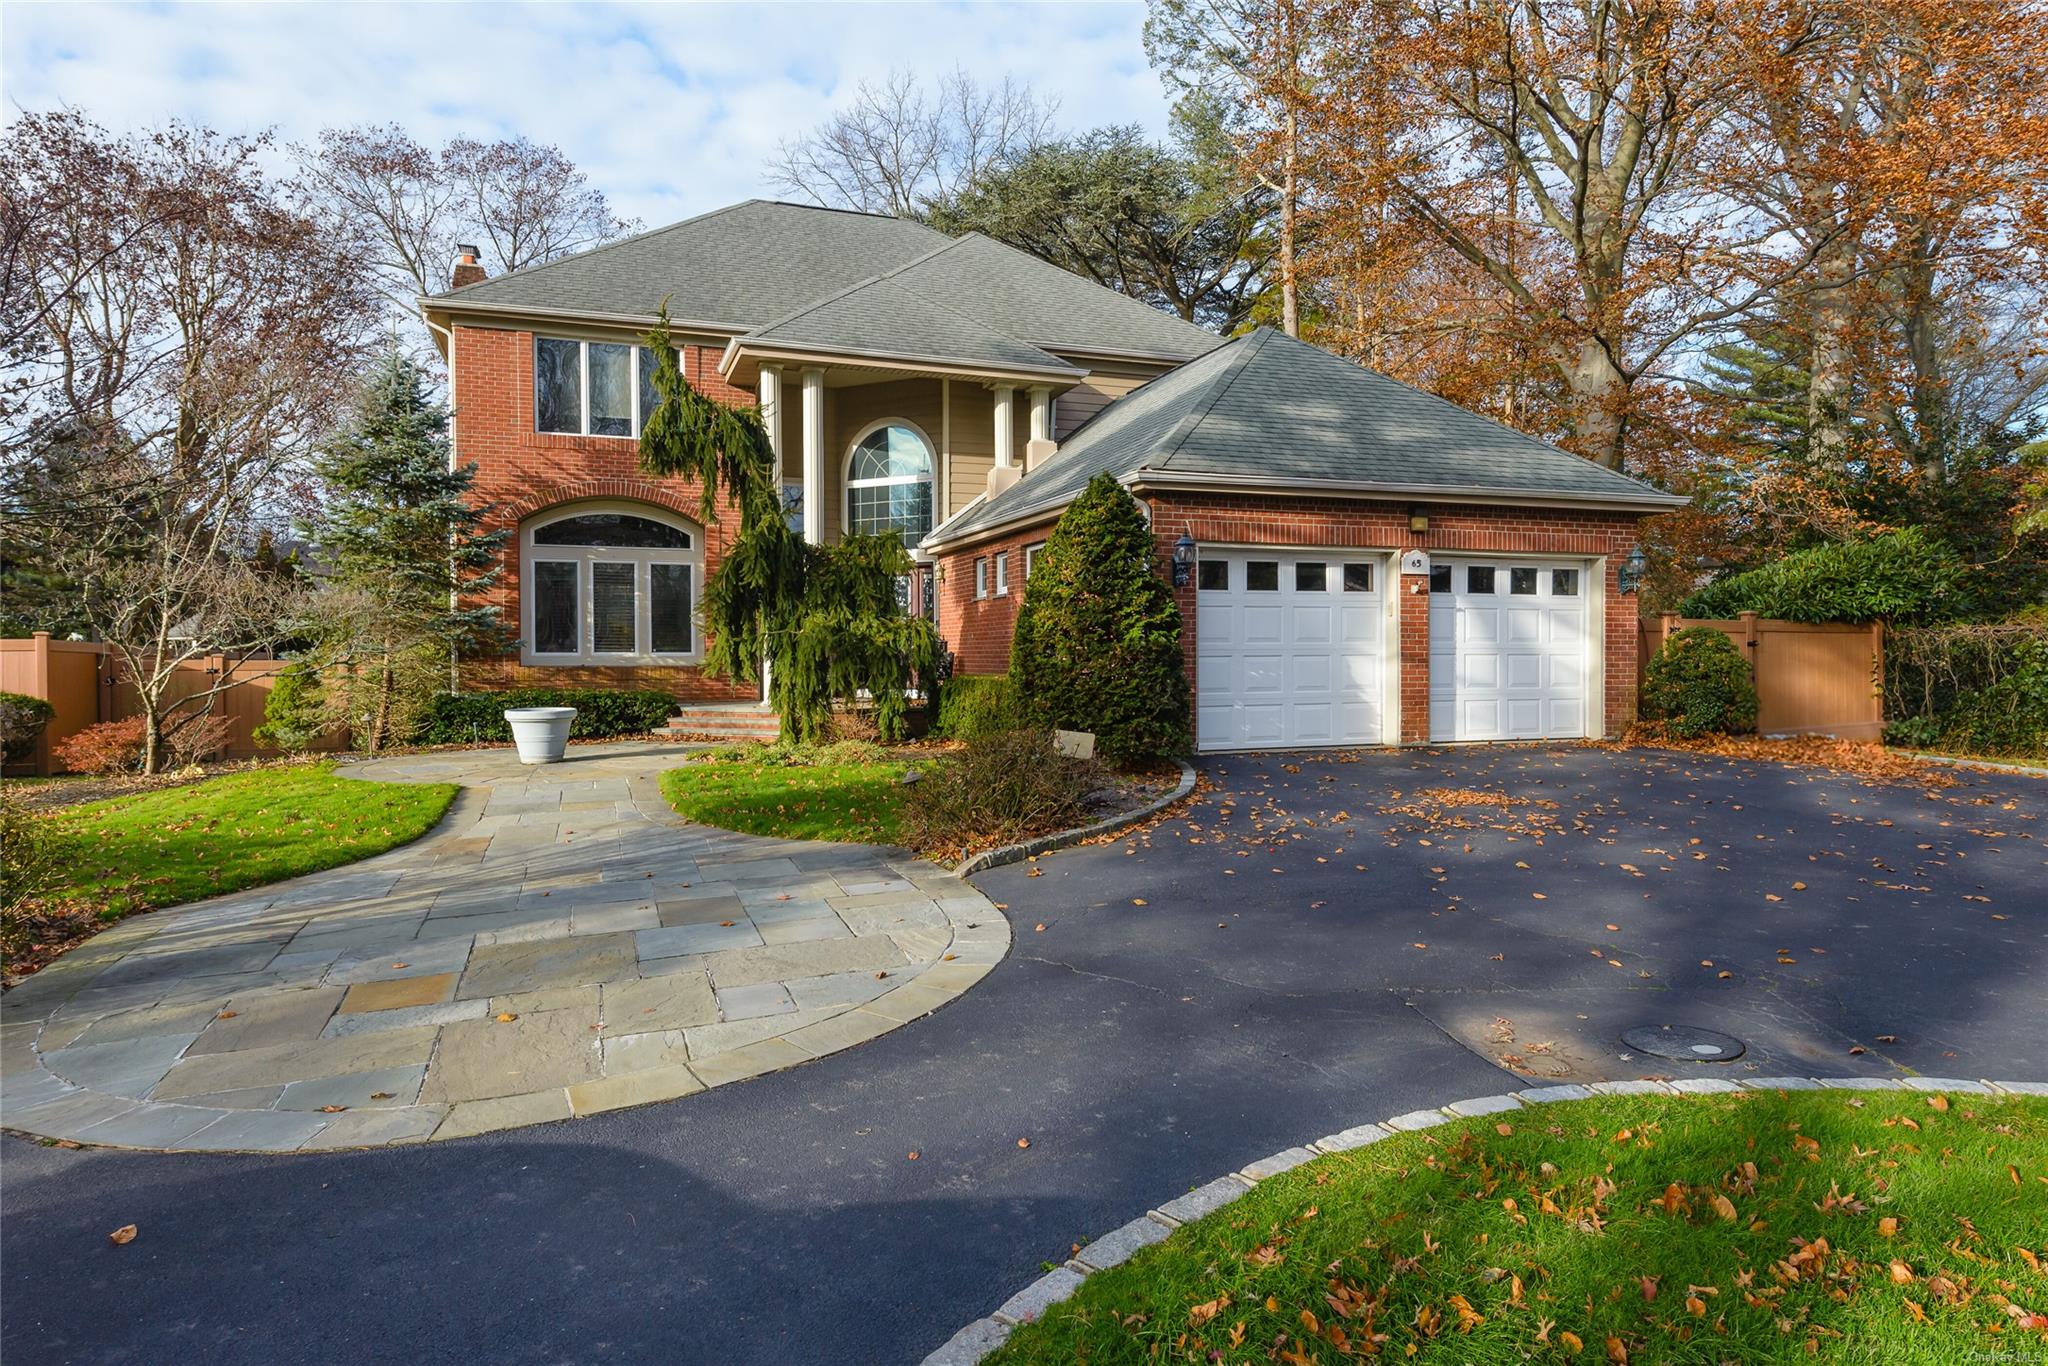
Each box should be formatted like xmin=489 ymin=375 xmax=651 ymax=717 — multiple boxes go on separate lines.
xmin=523 ymin=505 xmax=701 ymax=665
xmin=536 ymin=338 xmax=657 ymax=438
xmin=994 ymin=552 xmax=1010 ymax=597
xmin=974 ymin=559 xmax=989 ymax=599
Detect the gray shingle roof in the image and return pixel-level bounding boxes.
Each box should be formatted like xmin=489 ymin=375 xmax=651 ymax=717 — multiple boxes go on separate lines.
xmin=742 ymin=272 xmax=1081 ymax=376
xmin=423 ymin=200 xmax=1220 ymax=365
xmin=887 ymin=235 xmax=1220 ymax=361
xmin=925 ymin=328 xmax=1686 ymax=547
xmin=426 ymin=200 xmax=951 ymax=328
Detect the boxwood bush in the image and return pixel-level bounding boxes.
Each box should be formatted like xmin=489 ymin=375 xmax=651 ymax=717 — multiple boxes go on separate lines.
xmin=1640 ymin=627 xmax=1759 ymax=738
xmin=931 ymin=674 xmax=1023 ymax=741
xmin=0 ymin=692 xmax=56 ymax=765
xmin=415 ymin=689 xmax=677 ymax=745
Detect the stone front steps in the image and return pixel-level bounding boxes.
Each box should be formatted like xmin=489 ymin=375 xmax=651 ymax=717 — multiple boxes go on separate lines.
xmin=658 ymin=703 xmax=781 ymax=742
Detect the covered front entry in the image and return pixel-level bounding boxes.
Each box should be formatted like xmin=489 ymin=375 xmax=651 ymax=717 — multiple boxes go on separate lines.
xmin=1194 ymin=549 xmax=1394 ymax=751
xmin=1427 ymin=557 xmax=1595 ymax=741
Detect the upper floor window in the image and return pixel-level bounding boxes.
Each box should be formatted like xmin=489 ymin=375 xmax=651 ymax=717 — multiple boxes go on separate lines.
xmin=845 ymin=421 xmax=935 ymax=541
xmin=536 ymin=337 xmax=657 ymax=438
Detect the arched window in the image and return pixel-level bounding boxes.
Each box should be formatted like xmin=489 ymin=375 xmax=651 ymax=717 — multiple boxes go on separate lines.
xmin=522 ymin=502 xmax=701 ymax=665
xmin=844 ymin=422 xmax=935 ymax=541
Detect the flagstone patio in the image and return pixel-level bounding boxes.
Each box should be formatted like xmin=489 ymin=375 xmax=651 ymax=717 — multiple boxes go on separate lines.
xmin=0 ymin=743 xmax=1007 ymax=1151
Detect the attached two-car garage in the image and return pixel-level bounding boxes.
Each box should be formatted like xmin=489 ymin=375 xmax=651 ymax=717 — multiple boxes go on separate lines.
xmin=1193 ymin=548 xmax=1598 ymax=752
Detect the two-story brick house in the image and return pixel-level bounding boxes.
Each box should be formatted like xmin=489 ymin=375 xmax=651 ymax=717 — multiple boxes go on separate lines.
xmin=420 ymin=199 xmax=1683 ymax=752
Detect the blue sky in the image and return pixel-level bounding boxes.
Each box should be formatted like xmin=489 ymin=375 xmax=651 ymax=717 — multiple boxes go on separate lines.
xmin=2 ymin=1 xmax=1174 ymax=227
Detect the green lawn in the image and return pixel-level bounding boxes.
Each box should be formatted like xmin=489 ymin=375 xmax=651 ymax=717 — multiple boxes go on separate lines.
xmin=659 ymin=756 xmax=916 ymax=843
xmin=42 ymin=762 xmax=456 ymax=916
xmin=991 ymin=1088 xmax=2048 ymax=1364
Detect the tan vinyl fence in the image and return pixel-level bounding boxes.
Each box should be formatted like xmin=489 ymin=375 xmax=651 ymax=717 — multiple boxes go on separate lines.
xmin=1639 ymin=612 xmax=1885 ymax=740
xmin=1 ymin=634 xmax=345 ymax=774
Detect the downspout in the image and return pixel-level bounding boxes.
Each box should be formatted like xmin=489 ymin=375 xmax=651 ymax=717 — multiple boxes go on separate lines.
xmin=424 ymin=315 xmax=463 ymax=693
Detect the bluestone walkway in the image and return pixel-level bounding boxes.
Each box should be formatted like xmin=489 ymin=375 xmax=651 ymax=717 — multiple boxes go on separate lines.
xmin=0 ymin=743 xmax=1005 ymax=1151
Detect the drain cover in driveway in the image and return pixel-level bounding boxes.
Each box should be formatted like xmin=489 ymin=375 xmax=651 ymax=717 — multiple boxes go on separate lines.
xmin=1620 ymin=1024 xmax=1746 ymax=1062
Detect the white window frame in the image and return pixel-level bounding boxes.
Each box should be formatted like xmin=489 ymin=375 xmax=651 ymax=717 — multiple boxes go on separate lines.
xmin=1023 ymin=541 xmax=1045 ymax=585
xmin=974 ymin=558 xmax=989 ymax=600
xmin=843 ymin=418 xmax=938 ymax=541
xmin=535 ymin=337 xmax=645 ymax=439
xmin=993 ymin=551 xmax=1010 ymax=597
xmin=521 ymin=501 xmax=702 ymax=666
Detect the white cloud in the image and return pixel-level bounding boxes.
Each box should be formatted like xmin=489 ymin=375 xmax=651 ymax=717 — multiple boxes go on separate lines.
xmin=1 ymin=1 xmax=1176 ymax=226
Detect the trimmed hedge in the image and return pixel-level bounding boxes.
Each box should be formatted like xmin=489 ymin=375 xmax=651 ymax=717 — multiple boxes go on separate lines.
xmin=1641 ymin=627 xmax=1758 ymax=738
xmin=414 ymin=689 xmax=677 ymax=745
xmin=931 ymin=674 xmax=1023 ymax=741
xmin=0 ymin=692 xmax=56 ymax=765
xmin=1678 ymin=527 xmax=1962 ymax=624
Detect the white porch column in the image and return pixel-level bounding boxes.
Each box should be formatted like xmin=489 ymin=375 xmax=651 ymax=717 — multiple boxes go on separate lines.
xmin=992 ymin=383 xmax=1016 ymax=469
xmin=756 ymin=364 xmax=784 ymax=709
xmin=800 ymin=367 xmax=826 ymax=545
xmin=1027 ymin=385 xmax=1051 ymax=444
xmin=757 ymin=364 xmax=783 ymax=462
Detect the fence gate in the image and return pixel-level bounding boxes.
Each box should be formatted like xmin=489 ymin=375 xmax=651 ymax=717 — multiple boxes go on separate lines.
xmin=1639 ymin=612 xmax=1884 ymax=740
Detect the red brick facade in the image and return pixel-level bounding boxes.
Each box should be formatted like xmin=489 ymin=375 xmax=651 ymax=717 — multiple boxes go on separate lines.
xmin=935 ymin=490 xmax=1648 ymax=745
xmin=451 ymin=323 xmax=756 ymax=702
xmin=932 ymin=518 xmax=1059 ymax=677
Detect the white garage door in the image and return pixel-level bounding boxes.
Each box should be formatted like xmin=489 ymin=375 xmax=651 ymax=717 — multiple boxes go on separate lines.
xmin=1195 ymin=552 xmax=1390 ymax=751
xmin=1428 ymin=559 xmax=1592 ymax=741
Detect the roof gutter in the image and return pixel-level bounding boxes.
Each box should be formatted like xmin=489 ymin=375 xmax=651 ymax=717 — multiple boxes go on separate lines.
xmin=1127 ymin=469 xmax=1691 ymax=513
xmin=923 ymin=468 xmax=1688 ymax=556
xmin=719 ymin=339 xmax=1086 ymax=385
xmin=416 ymin=296 xmax=745 ymax=338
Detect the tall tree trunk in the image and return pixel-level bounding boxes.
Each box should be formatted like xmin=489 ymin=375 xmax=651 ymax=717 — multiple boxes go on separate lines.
xmin=1805 ymin=232 xmax=1860 ymax=463
xmin=1560 ymin=337 xmax=1630 ymax=470
xmin=142 ymin=711 xmax=163 ymax=776
xmin=1279 ymin=107 xmax=1299 ymax=338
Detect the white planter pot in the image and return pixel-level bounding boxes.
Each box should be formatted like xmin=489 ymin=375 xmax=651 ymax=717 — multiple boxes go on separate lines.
xmin=503 ymin=707 xmax=577 ymax=764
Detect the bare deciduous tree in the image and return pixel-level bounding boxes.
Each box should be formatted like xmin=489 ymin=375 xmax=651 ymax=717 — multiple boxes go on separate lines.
xmin=294 ymin=128 xmax=638 ymax=348
xmin=1 ymin=114 xmax=382 ymax=772
xmin=767 ymin=68 xmax=1059 ymax=218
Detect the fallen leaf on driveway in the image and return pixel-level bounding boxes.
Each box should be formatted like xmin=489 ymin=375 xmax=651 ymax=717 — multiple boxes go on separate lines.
xmin=1016 ymin=1137 xmax=1031 ymax=1148
xmin=108 ymin=1225 xmax=137 ymax=1245
xmin=318 ymin=1105 xmax=347 ymax=1113
xmin=496 ymin=1013 xmax=518 ymax=1022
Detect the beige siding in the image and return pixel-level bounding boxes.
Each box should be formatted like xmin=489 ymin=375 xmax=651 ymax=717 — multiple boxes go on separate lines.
xmin=1053 ymin=362 xmax=1167 ymax=439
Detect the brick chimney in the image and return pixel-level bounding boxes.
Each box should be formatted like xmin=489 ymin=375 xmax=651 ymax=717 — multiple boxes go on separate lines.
xmin=451 ymin=244 xmax=485 ymax=290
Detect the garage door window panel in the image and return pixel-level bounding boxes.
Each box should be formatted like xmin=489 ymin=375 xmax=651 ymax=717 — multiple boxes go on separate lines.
xmin=1466 ymin=566 xmax=1496 ymax=594
xmin=1343 ymin=563 xmax=1374 ymax=592
xmin=1246 ymin=560 xmax=1279 ymax=591
xmin=1198 ymin=560 xmax=1229 ymax=591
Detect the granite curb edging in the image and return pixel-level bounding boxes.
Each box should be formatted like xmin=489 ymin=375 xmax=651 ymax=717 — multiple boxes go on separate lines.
xmin=920 ymin=1075 xmax=2048 ymax=1365
xmin=1 ymin=747 xmax=1012 ymax=1154
xmin=1900 ymin=751 xmax=2048 ymax=778
xmin=950 ymin=761 xmax=1199 ymax=879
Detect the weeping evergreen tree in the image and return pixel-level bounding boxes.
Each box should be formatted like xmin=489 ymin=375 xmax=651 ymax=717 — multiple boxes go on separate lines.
xmin=636 ymin=306 xmax=939 ymax=742
xmin=305 ymin=350 xmax=508 ymax=752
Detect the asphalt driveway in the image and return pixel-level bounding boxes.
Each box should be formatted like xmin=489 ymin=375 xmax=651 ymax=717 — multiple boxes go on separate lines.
xmin=2 ymin=745 xmax=2041 ymax=1364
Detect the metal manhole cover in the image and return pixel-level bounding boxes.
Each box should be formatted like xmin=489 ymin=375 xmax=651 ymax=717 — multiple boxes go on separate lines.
xmin=1620 ymin=1024 xmax=1746 ymax=1062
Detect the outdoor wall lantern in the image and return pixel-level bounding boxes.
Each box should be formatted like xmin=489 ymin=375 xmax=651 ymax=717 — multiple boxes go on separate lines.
xmin=1171 ymin=533 xmax=1197 ymax=587
xmin=1408 ymin=506 xmax=1430 ymax=534
xmin=1619 ymin=546 xmax=1648 ymax=595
